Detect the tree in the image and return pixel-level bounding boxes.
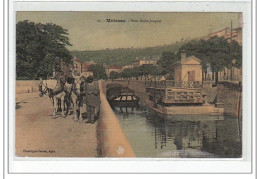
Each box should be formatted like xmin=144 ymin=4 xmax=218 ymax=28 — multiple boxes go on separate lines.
xmin=16 ymin=20 xmax=72 ymax=79
xmin=89 ymin=64 xmax=107 ymax=80
xmin=157 ymin=51 xmax=178 ymax=74
xmin=230 ymin=40 xmax=242 ymax=68
xmin=120 ymin=68 xmax=136 ymax=79
xmin=178 ymin=36 xmax=241 ymax=84
xmin=177 ymin=39 xmax=209 ymax=72
xmin=110 ymin=71 xmax=119 ymax=80
xmin=119 ymin=65 xmax=164 ymax=80
xmin=139 ymin=64 xmax=158 ymax=80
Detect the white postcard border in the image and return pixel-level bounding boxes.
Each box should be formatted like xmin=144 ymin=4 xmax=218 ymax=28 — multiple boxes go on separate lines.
xmin=8 ymin=0 xmax=253 ymax=174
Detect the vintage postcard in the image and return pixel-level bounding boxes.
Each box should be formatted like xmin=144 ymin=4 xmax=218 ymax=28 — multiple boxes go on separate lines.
xmin=15 ymin=11 xmax=243 ymax=158
xmin=9 ymin=0 xmax=253 ymax=174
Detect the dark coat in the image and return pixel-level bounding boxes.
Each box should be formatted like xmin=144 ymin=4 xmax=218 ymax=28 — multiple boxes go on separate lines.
xmin=85 ymin=81 xmax=100 ymax=107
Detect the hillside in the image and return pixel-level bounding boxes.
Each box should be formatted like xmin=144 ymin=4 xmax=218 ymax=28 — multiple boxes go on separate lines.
xmin=70 ymin=38 xmax=200 ymax=66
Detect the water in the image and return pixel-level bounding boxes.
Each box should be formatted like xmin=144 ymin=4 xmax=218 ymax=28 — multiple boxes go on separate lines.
xmin=113 ymin=106 xmax=242 ymax=158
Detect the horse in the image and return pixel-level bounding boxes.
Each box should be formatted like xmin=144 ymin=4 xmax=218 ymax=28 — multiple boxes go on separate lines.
xmin=49 ymin=80 xmax=67 ymax=119
xmin=38 ymin=79 xmax=66 ymax=119
xmin=38 ymin=76 xmax=86 ymax=121
xmin=64 ymin=75 xmax=83 ymax=121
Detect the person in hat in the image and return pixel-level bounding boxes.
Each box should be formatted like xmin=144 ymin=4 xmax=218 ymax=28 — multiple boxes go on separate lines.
xmin=84 ymin=76 xmax=100 ymax=123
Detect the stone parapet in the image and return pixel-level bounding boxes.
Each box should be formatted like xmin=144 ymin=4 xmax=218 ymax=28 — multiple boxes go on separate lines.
xmin=97 ymin=80 xmax=135 ymax=157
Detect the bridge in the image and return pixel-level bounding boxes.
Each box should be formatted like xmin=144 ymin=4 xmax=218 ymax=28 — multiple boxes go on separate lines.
xmin=15 ymin=80 xmax=136 ymax=158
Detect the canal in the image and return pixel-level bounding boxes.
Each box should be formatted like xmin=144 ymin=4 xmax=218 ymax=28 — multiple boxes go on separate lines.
xmin=112 ymin=106 xmax=242 ymax=158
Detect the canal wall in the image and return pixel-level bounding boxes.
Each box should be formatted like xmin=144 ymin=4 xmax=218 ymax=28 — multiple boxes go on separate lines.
xmin=216 ymin=82 xmax=242 ymax=117
xmin=97 ymin=81 xmax=136 ymax=157
xmin=16 ymin=80 xmax=40 ymax=94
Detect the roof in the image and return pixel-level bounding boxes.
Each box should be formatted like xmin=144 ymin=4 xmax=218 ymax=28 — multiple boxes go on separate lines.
xmin=175 ymin=55 xmax=201 ymax=65
xmin=208 ymin=27 xmax=229 ymax=37
xmin=73 ymin=58 xmax=81 ymax=63
xmin=108 ymin=65 xmax=123 ymax=69
xmin=135 ymin=57 xmax=160 ymax=61
xmin=224 ymin=30 xmax=239 ymax=39
xmin=208 ymin=27 xmax=242 ymax=39
xmin=141 ymin=57 xmax=159 ymax=61
xmin=82 ymin=63 xmax=92 ymax=69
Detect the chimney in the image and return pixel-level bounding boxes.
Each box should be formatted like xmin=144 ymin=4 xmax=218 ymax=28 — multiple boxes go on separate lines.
xmin=181 ymin=50 xmax=186 ymax=62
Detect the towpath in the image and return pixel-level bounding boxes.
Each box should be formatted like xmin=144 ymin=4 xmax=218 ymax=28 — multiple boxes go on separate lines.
xmin=15 ymin=92 xmax=97 ymax=157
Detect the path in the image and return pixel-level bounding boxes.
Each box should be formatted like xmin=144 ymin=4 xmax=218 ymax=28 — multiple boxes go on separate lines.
xmin=15 ymin=92 xmax=97 ymax=157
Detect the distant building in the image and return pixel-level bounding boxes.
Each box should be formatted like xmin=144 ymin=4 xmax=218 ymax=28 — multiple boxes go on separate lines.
xmin=105 ymin=65 xmax=123 ymax=77
xmin=208 ymin=27 xmax=230 ymax=39
xmin=73 ymin=57 xmax=95 ymax=76
xmin=133 ymin=57 xmax=159 ymax=67
xmin=225 ymin=27 xmax=242 ymax=45
xmin=173 ymin=51 xmax=202 ymax=83
xmin=81 ymin=63 xmax=93 ymax=73
xmin=208 ymin=27 xmax=242 ymax=45
xmin=73 ymin=57 xmax=82 ymax=75
xmin=123 ymin=64 xmax=134 ymax=69
xmin=53 ymin=58 xmax=72 ymax=78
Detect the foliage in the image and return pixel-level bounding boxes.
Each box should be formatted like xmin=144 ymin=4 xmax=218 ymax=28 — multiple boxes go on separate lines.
xmin=177 ymin=39 xmax=209 ymax=71
xmin=157 ymin=51 xmax=178 ymax=74
xmin=118 ymin=65 xmax=164 ymax=79
xmin=120 ymin=68 xmax=136 ymax=79
xmin=89 ymin=64 xmax=107 ymax=80
xmin=177 ymin=36 xmax=242 ymax=83
xmin=16 ymin=20 xmax=72 ymax=79
xmin=70 ymin=38 xmax=195 ymax=66
xmin=230 ymin=40 xmax=242 ymax=67
xmin=205 ymin=36 xmax=231 ymax=72
xmin=110 ymin=71 xmax=119 ymax=80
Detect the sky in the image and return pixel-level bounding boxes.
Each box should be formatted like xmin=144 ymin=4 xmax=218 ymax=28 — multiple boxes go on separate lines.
xmin=16 ymin=12 xmax=241 ymax=51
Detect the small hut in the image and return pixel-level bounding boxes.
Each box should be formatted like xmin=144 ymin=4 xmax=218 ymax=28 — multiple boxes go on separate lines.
xmin=173 ymin=51 xmax=202 ymax=83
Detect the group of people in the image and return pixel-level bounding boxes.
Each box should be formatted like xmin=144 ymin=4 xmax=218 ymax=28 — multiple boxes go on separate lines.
xmin=39 ymin=74 xmax=100 ymax=124
xmin=38 ymin=57 xmax=101 ymax=123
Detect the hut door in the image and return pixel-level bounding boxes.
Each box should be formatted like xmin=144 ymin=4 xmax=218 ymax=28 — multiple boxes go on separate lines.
xmin=188 ymin=71 xmax=195 ymax=82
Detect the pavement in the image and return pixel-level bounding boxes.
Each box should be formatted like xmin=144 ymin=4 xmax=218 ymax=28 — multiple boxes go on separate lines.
xmin=15 ymin=92 xmax=98 ymax=157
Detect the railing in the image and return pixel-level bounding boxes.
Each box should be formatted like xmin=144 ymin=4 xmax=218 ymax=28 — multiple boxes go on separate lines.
xmin=145 ymin=80 xmax=202 ymax=89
